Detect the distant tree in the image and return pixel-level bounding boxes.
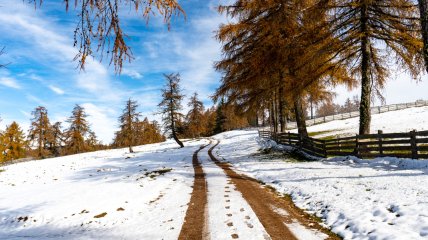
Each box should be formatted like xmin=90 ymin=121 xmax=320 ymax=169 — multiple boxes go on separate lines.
xmin=317 ymin=102 xmax=337 ymax=118
xmin=1 ymin=122 xmax=27 ymax=162
xmin=29 ymin=0 xmax=184 ymax=73
xmin=158 ymin=73 xmax=185 ymax=148
xmin=135 ymin=118 xmax=165 ymax=145
xmin=214 ymin=99 xmax=226 ymax=134
xmin=185 ymin=92 xmax=206 ymax=138
xmin=222 ymin=104 xmax=249 ymax=131
xmin=204 ymin=107 xmax=217 ymax=136
xmin=85 ymin=130 xmax=100 ymax=151
xmin=28 ymin=106 xmax=53 ymax=159
xmin=49 ymin=122 xmax=64 ymax=156
xmin=64 ymin=104 xmax=92 ymax=154
xmin=114 ymin=99 xmax=141 ymax=153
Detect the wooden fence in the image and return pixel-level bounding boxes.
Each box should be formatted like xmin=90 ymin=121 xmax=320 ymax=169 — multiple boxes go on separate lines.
xmin=259 ymin=129 xmax=428 ymax=159
xmin=277 ymin=100 xmax=428 ymax=130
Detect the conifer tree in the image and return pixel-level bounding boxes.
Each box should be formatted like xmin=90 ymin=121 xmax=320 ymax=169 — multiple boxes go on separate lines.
xmin=214 ymin=99 xmax=226 ymax=134
xmin=319 ymin=0 xmax=423 ymax=134
xmin=158 ymin=73 xmax=185 ymax=148
xmin=64 ymin=104 xmax=92 ymax=154
xmin=2 ymin=122 xmax=27 ymax=161
xmin=28 ymin=106 xmax=53 ymax=159
xmin=186 ymin=92 xmax=206 ymax=138
xmin=49 ymin=122 xmax=64 ymax=156
xmin=115 ymin=99 xmax=141 ymax=153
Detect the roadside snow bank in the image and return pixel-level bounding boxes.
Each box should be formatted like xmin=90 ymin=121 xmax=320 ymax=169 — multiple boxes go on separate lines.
xmin=214 ymin=130 xmax=428 ymax=239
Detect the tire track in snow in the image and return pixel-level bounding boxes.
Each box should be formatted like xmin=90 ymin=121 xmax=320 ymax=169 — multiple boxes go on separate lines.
xmin=208 ymin=140 xmax=339 ymax=240
xmin=178 ymin=143 xmax=210 ymax=240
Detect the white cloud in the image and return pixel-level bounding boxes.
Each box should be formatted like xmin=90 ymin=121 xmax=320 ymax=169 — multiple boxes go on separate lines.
xmin=48 ymin=85 xmax=65 ymax=95
xmin=122 ymin=68 xmax=143 ymax=79
xmin=0 ymin=77 xmax=21 ymax=89
xmin=81 ymin=103 xmax=118 ymax=144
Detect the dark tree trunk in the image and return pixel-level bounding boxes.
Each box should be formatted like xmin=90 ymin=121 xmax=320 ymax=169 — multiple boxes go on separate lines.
xmin=359 ymin=4 xmax=371 ymax=135
xmin=170 ymin=109 xmax=184 ymax=148
xmin=278 ymin=87 xmax=285 ymax=132
xmin=419 ymin=0 xmax=428 ymax=73
xmin=310 ymin=100 xmax=314 ymax=119
xmin=293 ymin=95 xmax=308 ymax=138
xmin=272 ymin=93 xmax=278 ymax=133
xmin=270 ymin=101 xmax=275 ymax=132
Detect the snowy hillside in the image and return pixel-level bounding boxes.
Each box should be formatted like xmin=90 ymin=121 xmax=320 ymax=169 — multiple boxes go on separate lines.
xmin=214 ymin=129 xmax=428 ymax=239
xmin=291 ymin=105 xmax=428 ymax=138
xmin=0 ymin=140 xmax=208 ymax=239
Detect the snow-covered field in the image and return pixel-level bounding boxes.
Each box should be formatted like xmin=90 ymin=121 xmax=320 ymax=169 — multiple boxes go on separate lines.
xmin=2 ymin=106 xmax=428 ymax=239
xmin=293 ymin=106 xmax=428 ymax=138
xmin=0 ymin=139 xmax=208 ymax=239
xmin=214 ymin=118 xmax=428 ymax=239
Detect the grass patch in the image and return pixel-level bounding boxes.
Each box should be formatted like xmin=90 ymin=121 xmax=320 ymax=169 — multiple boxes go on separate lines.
xmin=308 ymin=130 xmax=336 ymax=137
xmin=0 ymin=169 xmax=4 ymax=173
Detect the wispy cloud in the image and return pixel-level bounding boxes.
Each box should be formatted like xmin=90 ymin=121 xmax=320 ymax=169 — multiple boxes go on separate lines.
xmin=48 ymin=85 xmax=65 ymax=95
xmin=0 ymin=77 xmax=21 ymax=89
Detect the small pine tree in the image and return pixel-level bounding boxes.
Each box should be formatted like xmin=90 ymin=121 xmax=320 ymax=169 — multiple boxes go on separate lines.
xmin=2 ymin=122 xmax=27 ymax=162
xmin=114 ymin=99 xmax=141 ymax=153
xmin=49 ymin=122 xmax=64 ymax=156
xmin=28 ymin=106 xmax=53 ymax=159
xmin=64 ymin=104 xmax=92 ymax=155
xmin=185 ymin=92 xmax=206 ymax=138
xmin=158 ymin=73 xmax=185 ymax=148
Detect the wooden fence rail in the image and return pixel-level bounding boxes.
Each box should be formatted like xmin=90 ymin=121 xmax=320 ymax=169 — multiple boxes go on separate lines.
xmin=259 ymin=129 xmax=428 ymax=160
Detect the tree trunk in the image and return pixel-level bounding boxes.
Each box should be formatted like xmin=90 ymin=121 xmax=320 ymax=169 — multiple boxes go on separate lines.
xmin=293 ymin=95 xmax=308 ymax=138
xmin=419 ymin=0 xmax=428 ymax=73
xmin=278 ymin=87 xmax=285 ymax=132
xmin=310 ymin=100 xmax=314 ymax=119
xmin=170 ymin=109 xmax=184 ymax=148
xmin=129 ymin=146 xmax=134 ymax=153
xmin=359 ymin=4 xmax=371 ymax=135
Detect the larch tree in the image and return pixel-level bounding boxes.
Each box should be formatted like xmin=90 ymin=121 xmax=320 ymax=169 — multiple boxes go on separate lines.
xmin=186 ymin=92 xmax=206 ymax=138
xmin=2 ymin=122 xmax=27 ymax=162
xmin=419 ymin=0 xmax=428 ymax=72
xmin=49 ymin=122 xmax=64 ymax=156
xmin=319 ymin=0 xmax=423 ymax=134
xmin=29 ymin=0 xmax=184 ymax=72
xmin=215 ymin=0 xmax=353 ymax=138
xmin=64 ymin=104 xmax=92 ymax=154
xmin=28 ymin=106 xmax=53 ymax=159
xmin=115 ymin=99 xmax=141 ymax=153
xmin=158 ymin=73 xmax=185 ymax=148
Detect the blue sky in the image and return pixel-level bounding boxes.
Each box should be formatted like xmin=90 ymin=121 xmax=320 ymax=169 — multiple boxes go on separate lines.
xmin=0 ymin=0 xmax=428 ymax=144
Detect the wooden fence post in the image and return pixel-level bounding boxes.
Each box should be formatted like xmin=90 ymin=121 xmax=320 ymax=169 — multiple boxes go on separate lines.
xmin=378 ymin=130 xmax=383 ymax=157
xmin=288 ymin=131 xmax=291 ymax=145
xmin=323 ymin=140 xmax=327 ymax=158
xmin=410 ymin=130 xmax=418 ymax=159
xmin=355 ymin=135 xmax=359 ymax=158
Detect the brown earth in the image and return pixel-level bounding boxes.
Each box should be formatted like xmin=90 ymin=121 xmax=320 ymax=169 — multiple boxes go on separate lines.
xmin=178 ymin=144 xmax=210 ymax=240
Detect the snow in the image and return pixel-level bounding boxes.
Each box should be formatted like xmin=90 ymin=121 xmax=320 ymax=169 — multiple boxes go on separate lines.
xmin=213 ymin=127 xmax=428 ymax=239
xmin=198 ymin=144 xmax=270 ymax=240
xmin=0 ymin=139 xmax=208 ymax=239
xmin=292 ymin=105 xmax=428 ymax=138
xmin=2 ymin=106 xmax=428 ymax=239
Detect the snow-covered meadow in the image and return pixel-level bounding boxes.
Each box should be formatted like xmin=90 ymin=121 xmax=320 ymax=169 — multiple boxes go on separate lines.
xmin=214 ymin=105 xmax=428 ymax=240
xmin=0 ymin=139 xmax=208 ymax=239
